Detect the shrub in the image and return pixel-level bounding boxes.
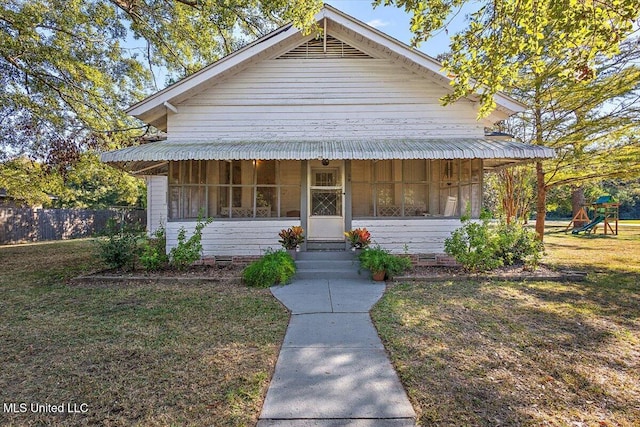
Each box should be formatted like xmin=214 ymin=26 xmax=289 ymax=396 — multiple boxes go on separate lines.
xmin=444 ymin=211 xmax=502 ymax=272
xmin=358 ymin=245 xmax=412 ymax=278
xmin=445 ymin=211 xmax=545 ymax=272
xmin=94 ymin=218 xmax=140 ymax=271
xmin=169 ymin=215 xmax=213 ymax=270
xmin=242 ymin=250 xmax=296 ymax=288
xmin=139 ymin=225 xmax=169 ymax=271
xmin=495 ymin=222 xmax=544 ymax=268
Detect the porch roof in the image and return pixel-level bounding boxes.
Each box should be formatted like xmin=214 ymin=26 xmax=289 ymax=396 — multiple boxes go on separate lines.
xmin=101 ymin=138 xmax=555 ymax=173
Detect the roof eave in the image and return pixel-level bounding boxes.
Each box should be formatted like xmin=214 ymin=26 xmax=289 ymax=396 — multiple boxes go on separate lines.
xmin=320 ymin=4 xmax=525 ymax=116
xmin=127 ymin=4 xmax=526 ymax=125
xmin=126 ymin=22 xmax=299 ymax=119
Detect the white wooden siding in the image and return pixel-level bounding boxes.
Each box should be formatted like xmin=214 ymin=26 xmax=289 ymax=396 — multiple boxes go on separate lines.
xmin=168 ymin=58 xmax=484 ymax=141
xmin=165 ymin=218 xmax=457 ymax=256
xmin=146 ymin=175 xmax=167 ymax=234
xmin=352 ymin=218 xmax=461 ymax=254
xmin=166 ymin=219 xmax=300 ymax=256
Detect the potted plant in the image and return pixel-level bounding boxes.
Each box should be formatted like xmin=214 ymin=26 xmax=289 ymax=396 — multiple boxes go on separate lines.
xmin=358 ymin=245 xmax=412 ymax=281
xmin=344 ymin=228 xmax=371 ymax=251
xmin=278 ymin=226 xmax=305 ymax=259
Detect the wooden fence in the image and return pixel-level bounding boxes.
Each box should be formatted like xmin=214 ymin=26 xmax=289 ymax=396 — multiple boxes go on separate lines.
xmin=0 ymin=208 xmax=146 ymax=244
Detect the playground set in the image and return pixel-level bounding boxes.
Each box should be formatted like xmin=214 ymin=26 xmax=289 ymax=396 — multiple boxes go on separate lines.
xmin=566 ymin=195 xmax=620 ymax=235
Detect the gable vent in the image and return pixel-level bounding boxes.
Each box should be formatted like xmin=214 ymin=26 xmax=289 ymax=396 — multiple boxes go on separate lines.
xmin=277 ymin=35 xmax=372 ymax=59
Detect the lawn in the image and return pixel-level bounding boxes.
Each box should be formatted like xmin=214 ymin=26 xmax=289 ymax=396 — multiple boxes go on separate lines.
xmin=3 ymin=227 xmax=638 ymax=427
xmin=0 ymin=240 xmax=289 ymax=427
xmin=372 ymin=226 xmax=640 ymax=426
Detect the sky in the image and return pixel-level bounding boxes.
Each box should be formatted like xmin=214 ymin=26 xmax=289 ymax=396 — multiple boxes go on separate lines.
xmin=141 ymin=1 xmax=478 ymax=90
xmin=324 ymin=0 xmax=477 ymax=57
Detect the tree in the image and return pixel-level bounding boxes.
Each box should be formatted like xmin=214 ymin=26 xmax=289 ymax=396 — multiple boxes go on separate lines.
xmin=603 ymin=178 xmax=640 ymax=219
xmin=484 ymin=166 xmax=535 ymax=224
xmin=56 ymin=152 xmax=146 ymax=208
xmin=0 ymin=152 xmax=145 ymax=208
xmin=378 ymin=0 xmax=640 ymax=116
xmin=0 ymin=156 xmax=63 ymax=206
xmin=504 ymin=39 xmax=640 ymax=236
xmin=378 ymin=0 xmax=640 ymax=239
xmin=0 ymin=0 xmax=323 ymax=165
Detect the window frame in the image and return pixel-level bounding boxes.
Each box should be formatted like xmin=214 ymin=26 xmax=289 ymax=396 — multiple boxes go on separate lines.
xmin=167 ymin=160 xmax=301 ymax=220
xmin=350 ymin=159 xmax=482 ymax=219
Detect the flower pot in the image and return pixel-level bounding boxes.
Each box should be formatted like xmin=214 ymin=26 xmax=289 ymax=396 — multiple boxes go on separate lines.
xmin=287 ymin=249 xmax=297 ymax=260
xmin=372 ymin=270 xmax=386 ymax=281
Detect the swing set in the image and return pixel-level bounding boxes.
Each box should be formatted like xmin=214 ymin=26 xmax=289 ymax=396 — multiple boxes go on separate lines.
xmin=565 ymin=195 xmax=620 ymax=235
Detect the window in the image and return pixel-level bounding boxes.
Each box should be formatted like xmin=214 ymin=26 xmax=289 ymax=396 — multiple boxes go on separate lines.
xmin=168 ymin=160 xmax=301 ymax=219
xmin=350 ymin=159 xmax=482 ymax=218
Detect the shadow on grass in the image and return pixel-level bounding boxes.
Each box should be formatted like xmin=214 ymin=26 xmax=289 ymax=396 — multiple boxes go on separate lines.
xmin=0 ymin=240 xmax=290 ymax=427
xmin=373 ymin=278 xmax=640 ymax=426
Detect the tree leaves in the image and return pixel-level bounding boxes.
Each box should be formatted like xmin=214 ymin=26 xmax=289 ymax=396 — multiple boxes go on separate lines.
xmin=0 ymin=0 xmax=323 ymax=165
xmin=380 ymin=0 xmax=640 ymax=117
xmin=0 ymin=152 xmax=145 ymax=208
xmin=1 ymin=0 xmax=149 ymax=162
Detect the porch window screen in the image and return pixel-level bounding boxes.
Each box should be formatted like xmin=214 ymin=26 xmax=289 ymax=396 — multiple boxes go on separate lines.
xmin=168 ymin=160 xmax=301 ymax=219
xmin=351 ymin=159 xmax=481 ymax=218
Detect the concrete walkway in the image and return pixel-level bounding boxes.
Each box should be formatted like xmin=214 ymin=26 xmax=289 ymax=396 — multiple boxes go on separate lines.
xmin=258 ymin=278 xmax=416 ymax=426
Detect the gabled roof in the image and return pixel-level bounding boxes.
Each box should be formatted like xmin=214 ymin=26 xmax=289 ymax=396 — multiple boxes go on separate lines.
xmin=127 ymin=4 xmax=525 ymax=130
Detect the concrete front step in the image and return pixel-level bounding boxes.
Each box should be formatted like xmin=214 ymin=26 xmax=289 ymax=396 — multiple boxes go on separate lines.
xmin=297 ymin=251 xmax=357 ymax=261
xmin=295 ymin=260 xmax=358 ymax=269
xmin=296 ymin=263 xmax=368 ymax=280
xmin=295 ymin=268 xmax=363 ymax=280
xmin=295 ymin=251 xmax=362 ymax=280
xmin=306 ymin=240 xmax=348 ymax=251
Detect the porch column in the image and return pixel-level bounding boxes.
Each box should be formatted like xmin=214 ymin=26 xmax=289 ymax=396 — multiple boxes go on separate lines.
xmin=300 ymin=160 xmax=308 ymax=251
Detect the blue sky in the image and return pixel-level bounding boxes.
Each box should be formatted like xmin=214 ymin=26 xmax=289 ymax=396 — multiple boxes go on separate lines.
xmin=326 ymin=0 xmax=476 ymax=57
xmin=139 ymin=1 xmax=477 ymax=89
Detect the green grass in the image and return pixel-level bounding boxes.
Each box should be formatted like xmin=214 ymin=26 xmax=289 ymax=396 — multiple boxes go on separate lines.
xmin=0 ymin=239 xmax=289 ymax=426
xmin=4 ymin=226 xmax=639 ymax=426
xmin=373 ymin=227 xmax=640 ymax=426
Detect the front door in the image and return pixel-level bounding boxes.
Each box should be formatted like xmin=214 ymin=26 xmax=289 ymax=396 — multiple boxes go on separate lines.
xmin=307 ymin=160 xmax=345 ymax=241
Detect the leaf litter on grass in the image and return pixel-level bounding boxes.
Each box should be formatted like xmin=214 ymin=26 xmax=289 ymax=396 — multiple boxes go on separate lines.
xmin=373 ymin=228 xmax=640 ymax=426
xmin=0 ymin=239 xmax=289 ymax=427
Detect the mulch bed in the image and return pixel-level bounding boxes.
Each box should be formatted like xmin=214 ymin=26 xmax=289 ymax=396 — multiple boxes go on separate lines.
xmin=71 ymin=264 xmax=244 ymax=285
xmin=394 ymin=263 xmax=587 ymax=282
xmin=73 ymin=262 xmax=586 ymax=284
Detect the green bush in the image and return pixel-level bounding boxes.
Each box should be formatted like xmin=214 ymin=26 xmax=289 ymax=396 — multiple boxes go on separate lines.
xmin=242 ymin=250 xmax=296 ymax=288
xmin=358 ymin=245 xmax=412 ymax=279
xmin=445 ymin=211 xmax=544 ymax=272
xmin=495 ymin=222 xmax=544 ymax=267
xmin=169 ymin=215 xmax=213 ymax=270
xmin=444 ymin=211 xmax=502 ymax=272
xmin=94 ymin=218 xmax=140 ymax=271
xmin=139 ymin=225 xmax=169 ymax=271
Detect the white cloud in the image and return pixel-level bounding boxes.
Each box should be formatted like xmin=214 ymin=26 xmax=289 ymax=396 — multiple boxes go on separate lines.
xmin=366 ymin=19 xmax=390 ymax=28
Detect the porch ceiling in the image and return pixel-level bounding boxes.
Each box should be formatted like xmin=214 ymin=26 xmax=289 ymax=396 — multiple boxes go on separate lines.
xmin=101 ymin=138 xmax=555 ymax=173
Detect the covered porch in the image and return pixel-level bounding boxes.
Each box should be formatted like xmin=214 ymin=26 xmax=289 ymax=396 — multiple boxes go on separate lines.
xmin=102 ymin=138 xmax=554 ymax=256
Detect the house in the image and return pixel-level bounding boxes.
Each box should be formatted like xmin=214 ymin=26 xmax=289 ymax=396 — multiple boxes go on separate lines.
xmin=101 ymin=5 xmax=554 ymax=262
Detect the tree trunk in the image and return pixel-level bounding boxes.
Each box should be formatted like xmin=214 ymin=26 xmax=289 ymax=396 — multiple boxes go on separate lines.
xmin=535 ymin=161 xmax=546 ymax=241
xmin=571 ymin=186 xmax=586 ymax=228
xmin=500 ymin=169 xmax=515 ymax=224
